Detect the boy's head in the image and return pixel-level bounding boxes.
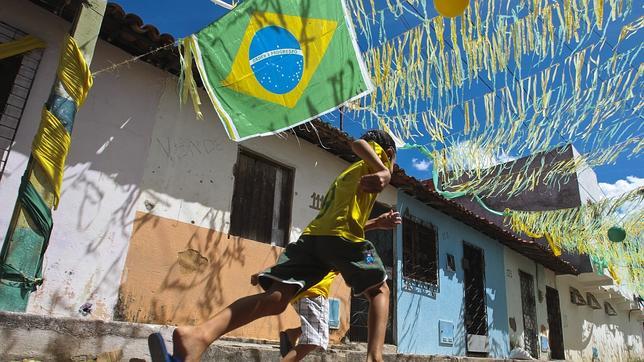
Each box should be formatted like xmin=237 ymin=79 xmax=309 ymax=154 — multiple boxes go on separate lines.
xmin=361 ymin=130 xmax=397 ymax=162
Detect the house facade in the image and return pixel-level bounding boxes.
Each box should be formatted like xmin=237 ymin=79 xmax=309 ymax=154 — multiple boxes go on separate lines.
xmin=394 ymin=192 xmax=511 ymax=357
xmin=456 ymin=146 xmax=644 ymax=361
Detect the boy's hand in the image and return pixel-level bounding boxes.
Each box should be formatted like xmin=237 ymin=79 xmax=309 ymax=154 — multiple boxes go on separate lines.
xmin=360 ymin=169 xmax=391 ymax=193
xmin=250 ymin=273 xmax=259 ymax=286
xmin=365 ymin=210 xmax=402 ymax=231
xmin=375 ymin=210 xmax=402 ymax=229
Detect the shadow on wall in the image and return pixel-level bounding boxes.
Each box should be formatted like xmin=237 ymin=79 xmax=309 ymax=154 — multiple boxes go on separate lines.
xmin=397 ymin=266 xmax=466 ymax=355
xmin=113 ymin=211 xmax=298 ymax=340
xmin=396 ymin=271 xmax=509 ymax=357
xmin=486 ymin=289 xmax=509 ymax=358
xmin=454 ymin=287 xmax=508 ymax=358
xmin=566 ymin=315 xmax=641 ymax=361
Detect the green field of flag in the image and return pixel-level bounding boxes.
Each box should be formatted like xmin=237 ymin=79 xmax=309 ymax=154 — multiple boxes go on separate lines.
xmin=185 ymin=0 xmax=373 ymax=141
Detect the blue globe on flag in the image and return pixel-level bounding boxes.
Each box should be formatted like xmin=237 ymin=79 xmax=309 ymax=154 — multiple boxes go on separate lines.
xmin=249 ymin=26 xmax=304 ymax=95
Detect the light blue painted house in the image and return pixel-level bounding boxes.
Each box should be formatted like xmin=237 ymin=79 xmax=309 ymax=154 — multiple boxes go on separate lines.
xmin=385 ymin=177 xmax=576 ymax=358
xmin=395 ymin=191 xmax=509 ymax=357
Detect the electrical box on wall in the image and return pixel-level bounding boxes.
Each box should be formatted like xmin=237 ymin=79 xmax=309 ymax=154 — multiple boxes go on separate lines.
xmin=439 ymin=320 xmax=454 ymax=345
xmin=328 ymin=298 xmax=341 ymax=329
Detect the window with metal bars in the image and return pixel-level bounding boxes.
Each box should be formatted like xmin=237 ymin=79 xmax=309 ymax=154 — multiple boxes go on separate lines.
xmin=402 ymin=213 xmax=438 ymax=286
xmin=229 ymin=148 xmax=294 ymax=246
xmin=0 ymin=22 xmax=43 ymax=182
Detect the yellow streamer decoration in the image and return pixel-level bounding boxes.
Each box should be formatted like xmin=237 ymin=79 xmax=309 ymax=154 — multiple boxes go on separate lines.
xmin=507 ymin=189 xmax=643 ymax=292
xmin=0 ymin=35 xmax=45 ymax=60
xmin=346 ymin=0 xmax=639 ymax=292
xmin=607 ymin=265 xmax=621 ymax=285
xmin=57 ymin=35 xmax=93 ymax=107
xmin=29 ymin=35 xmax=92 ymax=208
xmin=179 ymin=37 xmax=204 ymax=120
xmin=31 ymin=108 xmax=71 ymax=208
xmin=506 ymin=208 xmax=562 ymax=256
xmin=544 ymin=233 xmax=562 ymax=256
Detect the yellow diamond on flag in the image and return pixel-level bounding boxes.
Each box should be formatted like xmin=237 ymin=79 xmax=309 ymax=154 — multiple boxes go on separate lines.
xmin=221 ymin=12 xmax=337 ymax=109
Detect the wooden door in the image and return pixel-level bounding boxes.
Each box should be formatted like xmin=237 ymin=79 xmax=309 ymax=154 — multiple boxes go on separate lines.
xmin=546 ymin=286 xmax=565 ymax=359
xmin=519 ymin=271 xmax=538 ymax=358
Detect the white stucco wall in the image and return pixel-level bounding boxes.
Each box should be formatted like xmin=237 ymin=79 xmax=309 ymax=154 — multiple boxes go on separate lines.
xmin=556 ymin=276 xmax=643 ymax=361
xmin=0 ymin=0 xmax=168 ymax=319
xmin=0 ymin=0 xmax=396 ymax=320
xmin=503 ymin=247 xmax=557 ymax=360
xmin=138 ymin=78 xmax=397 ymax=244
xmin=571 ymin=146 xmax=604 ymax=204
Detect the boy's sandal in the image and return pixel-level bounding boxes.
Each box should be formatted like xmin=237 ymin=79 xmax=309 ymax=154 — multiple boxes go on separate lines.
xmin=279 ymin=331 xmax=293 ymax=357
xmin=148 ymin=332 xmax=183 ymax=362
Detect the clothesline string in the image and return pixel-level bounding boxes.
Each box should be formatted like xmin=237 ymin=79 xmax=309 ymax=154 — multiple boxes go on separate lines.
xmin=91 ymin=41 xmax=178 ymax=76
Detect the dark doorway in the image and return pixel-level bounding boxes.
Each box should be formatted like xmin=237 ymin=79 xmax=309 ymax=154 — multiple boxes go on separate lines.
xmin=546 ymin=286 xmax=565 ymax=359
xmin=520 ymin=271 xmax=539 ymax=358
xmin=349 ymin=202 xmax=395 ymax=345
xmin=0 ymin=53 xmax=24 ymax=181
xmin=463 ymin=243 xmax=488 ymax=356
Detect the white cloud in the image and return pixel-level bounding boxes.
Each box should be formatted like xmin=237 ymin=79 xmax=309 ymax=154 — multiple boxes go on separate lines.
xmin=598 ymin=176 xmax=644 ymax=199
xmin=411 ymin=158 xmax=431 ymax=171
xmin=598 ymin=176 xmax=643 ymax=218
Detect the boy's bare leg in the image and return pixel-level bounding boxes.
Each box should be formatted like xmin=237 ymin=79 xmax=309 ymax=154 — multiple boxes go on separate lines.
xmin=365 ymin=282 xmax=390 ymax=362
xmin=281 ymin=344 xmax=318 ymax=362
xmin=173 ymin=283 xmax=299 ymax=362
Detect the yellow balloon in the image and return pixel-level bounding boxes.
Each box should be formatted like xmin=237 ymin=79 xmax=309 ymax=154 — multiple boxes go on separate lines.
xmin=434 ymin=0 xmax=469 ymax=18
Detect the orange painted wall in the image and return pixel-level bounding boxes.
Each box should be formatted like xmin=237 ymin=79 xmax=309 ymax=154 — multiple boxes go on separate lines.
xmin=117 ymin=212 xmax=351 ymax=342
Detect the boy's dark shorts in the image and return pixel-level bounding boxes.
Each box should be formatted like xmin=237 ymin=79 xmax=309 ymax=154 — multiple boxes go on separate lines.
xmin=258 ymin=235 xmax=387 ymax=296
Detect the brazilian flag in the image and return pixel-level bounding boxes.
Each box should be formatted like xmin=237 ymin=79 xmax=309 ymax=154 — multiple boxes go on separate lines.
xmin=185 ymin=0 xmax=373 ymax=141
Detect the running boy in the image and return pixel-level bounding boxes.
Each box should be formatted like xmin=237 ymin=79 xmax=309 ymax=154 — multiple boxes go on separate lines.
xmin=257 ymin=209 xmax=399 ymax=362
xmin=148 ymin=130 xmax=398 ymax=362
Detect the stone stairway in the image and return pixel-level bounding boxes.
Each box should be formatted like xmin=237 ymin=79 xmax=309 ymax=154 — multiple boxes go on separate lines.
xmin=0 ymin=311 xmax=511 ymax=361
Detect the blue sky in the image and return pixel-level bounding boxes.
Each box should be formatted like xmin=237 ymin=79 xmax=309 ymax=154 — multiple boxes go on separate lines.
xmin=112 ymin=0 xmax=642 ymax=191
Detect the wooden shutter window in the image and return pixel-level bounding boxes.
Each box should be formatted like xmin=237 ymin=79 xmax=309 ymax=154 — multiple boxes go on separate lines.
xmin=230 ymin=150 xmax=293 ymax=246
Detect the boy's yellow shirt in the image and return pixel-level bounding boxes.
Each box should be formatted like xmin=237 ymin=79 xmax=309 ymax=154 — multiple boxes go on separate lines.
xmin=302 ymin=141 xmax=391 ymax=243
xmin=294 ymin=142 xmax=391 ymax=301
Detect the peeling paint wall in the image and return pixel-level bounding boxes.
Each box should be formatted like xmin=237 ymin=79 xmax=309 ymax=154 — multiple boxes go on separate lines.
xmin=0 ymin=0 xmax=166 ymax=320
xmin=118 ymin=212 xmax=352 ymax=342
xmin=136 ymin=75 xmax=397 ymax=242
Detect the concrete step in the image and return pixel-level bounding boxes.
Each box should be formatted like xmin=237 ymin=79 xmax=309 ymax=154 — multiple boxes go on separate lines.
xmin=0 ymin=311 xmax=512 ymax=361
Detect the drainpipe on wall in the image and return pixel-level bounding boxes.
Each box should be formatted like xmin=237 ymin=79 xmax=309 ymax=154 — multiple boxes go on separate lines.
xmin=0 ymin=0 xmax=107 ymax=311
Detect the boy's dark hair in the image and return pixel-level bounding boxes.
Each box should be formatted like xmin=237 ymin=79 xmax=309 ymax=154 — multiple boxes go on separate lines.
xmin=360 ymin=130 xmax=397 ymax=155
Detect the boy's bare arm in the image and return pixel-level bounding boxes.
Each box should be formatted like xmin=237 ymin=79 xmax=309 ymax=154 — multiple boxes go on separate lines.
xmin=351 ymin=139 xmax=391 ymax=193
xmin=365 ymin=210 xmax=402 ymax=231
